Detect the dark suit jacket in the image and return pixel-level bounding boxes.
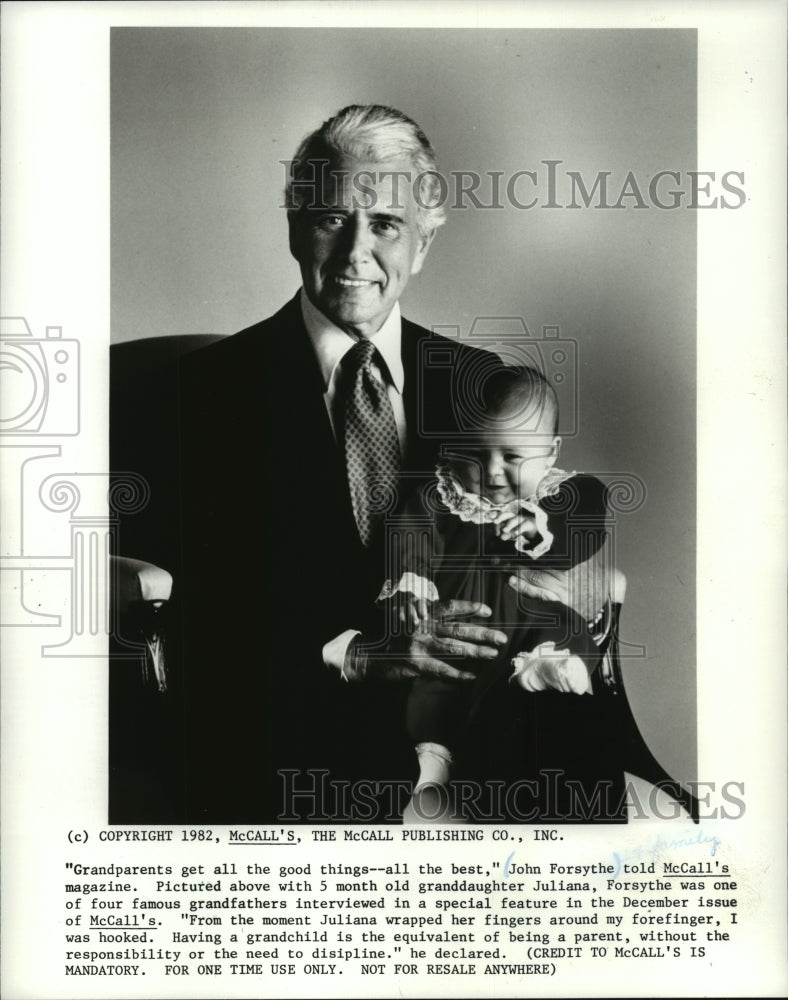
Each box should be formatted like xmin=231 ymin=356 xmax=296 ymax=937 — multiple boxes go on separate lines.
xmin=174 ymin=293 xmax=486 ymax=822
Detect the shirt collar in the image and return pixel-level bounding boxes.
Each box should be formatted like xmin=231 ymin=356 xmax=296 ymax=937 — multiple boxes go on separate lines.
xmin=300 ymin=288 xmax=404 ymax=393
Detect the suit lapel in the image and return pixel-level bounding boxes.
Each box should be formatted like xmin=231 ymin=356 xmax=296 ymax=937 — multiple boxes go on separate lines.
xmin=402 ymin=318 xmax=455 ymax=473
xmin=401 ymin=319 xmax=431 ymax=469
xmin=267 ymin=296 xmax=363 ymax=547
xmin=263 ymin=295 xmax=339 ymax=457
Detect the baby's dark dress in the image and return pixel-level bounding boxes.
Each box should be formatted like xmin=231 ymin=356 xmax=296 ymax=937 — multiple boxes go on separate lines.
xmin=399 ymin=472 xmax=626 ymax=822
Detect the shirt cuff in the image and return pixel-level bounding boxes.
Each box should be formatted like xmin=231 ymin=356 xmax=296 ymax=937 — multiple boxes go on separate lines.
xmin=322 ymin=629 xmax=362 ymax=681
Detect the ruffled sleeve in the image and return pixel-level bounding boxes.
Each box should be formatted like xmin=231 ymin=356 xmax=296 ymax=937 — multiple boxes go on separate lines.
xmin=377 ymin=572 xmax=440 ymax=604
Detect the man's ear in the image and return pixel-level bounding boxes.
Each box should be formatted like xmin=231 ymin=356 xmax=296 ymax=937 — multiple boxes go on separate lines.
xmin=409 ymin=227 xmax=436 ymax=276
xmin=288 ymin=211 xmax=302 ymax=262
xmin=547 ymin=436 xmax=562 ymax=468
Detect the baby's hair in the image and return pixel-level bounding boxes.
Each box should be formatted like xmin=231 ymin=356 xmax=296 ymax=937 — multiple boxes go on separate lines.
xmin=480 ymin=364 xmax=559 ymax=435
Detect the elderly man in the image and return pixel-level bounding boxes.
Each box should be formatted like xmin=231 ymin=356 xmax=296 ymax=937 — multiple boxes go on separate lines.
xmin=176 ymin=105 xmax=607 ymax=823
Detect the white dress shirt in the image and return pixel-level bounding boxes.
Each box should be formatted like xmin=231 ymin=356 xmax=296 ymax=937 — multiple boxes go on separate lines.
xmin=299 ymin=289 xmax=407 ymax=676
xmin=300 ymin=288 xmax=407 ymax=454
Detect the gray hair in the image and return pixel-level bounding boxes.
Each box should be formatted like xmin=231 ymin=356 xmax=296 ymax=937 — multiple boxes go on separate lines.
xmin=285 ymin=104 xmax=446 ymax=237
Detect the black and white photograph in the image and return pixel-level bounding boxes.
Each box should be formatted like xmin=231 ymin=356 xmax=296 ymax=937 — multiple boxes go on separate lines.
xmin=1 ymin=2 xmax=785 ymax=998
xmin=109 ymin=26 xmax=699 ymax=826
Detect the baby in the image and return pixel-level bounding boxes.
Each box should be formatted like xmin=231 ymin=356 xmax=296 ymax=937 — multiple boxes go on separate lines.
xmin=379 ymin=364 xmax=611 ymax=798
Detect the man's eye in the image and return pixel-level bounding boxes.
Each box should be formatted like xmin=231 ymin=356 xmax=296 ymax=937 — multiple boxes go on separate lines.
xmin=373 ymin=220 xmax=399 ymax=235
xmin=318 ymin=214 xmax=346 ymax=228
xmin=504 ymin=453 xmax=524 ymax=463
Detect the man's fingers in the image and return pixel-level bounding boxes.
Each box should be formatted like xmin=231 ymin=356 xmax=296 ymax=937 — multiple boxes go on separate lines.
xmin=418 ymin=634 xmax=502 ymax=661
xmin=508 ymin=572 xmax=562 ymax=603
xmin=434 ymin=599 xmax=493 ymax=620
xmin=444 ymin=638 xmax=493 ymax=659
xmin=363 ymin=659 xmax=420 ymax=682
xmin=374 ymin=652 xmax=475 ymax=682
xmin=408 ymin=655 xmax=475 ymax=681
xmin=434 ymin=622 xmax=508 ymax=647
xmin=518 ymin=585 xmax=561 ymax=603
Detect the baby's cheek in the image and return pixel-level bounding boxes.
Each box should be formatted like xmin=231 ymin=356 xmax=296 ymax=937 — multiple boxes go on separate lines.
xmin=515 ymin=467 xmax=543 ymax=498
xmin=452 ymin=462 xmax=481 ymax=492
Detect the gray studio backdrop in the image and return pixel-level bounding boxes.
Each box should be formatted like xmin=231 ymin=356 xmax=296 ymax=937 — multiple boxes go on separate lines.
xmin=112 ymin=28 xmax=697 ymax=791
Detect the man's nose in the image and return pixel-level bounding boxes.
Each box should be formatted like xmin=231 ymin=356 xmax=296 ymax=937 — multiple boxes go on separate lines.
xmin=344 ymin=218 xmax=373 ymax=263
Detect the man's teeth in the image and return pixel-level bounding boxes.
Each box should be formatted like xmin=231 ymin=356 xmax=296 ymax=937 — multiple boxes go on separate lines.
xmin=334 ymin=276 xmax=373 ymax=287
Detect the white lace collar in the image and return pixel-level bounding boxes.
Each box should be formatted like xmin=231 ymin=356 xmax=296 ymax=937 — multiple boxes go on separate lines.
xmin=434 ymin=464 xmax=575 ymax=557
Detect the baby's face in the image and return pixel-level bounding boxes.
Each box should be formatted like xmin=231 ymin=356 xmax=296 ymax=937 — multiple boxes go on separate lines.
xmin=448 ymin=427 xmax=560 ymax=504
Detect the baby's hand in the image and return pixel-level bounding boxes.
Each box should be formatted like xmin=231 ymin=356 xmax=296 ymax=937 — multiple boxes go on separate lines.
xmin=509 ymin=642 xmax=592 ymax=694
xmin=496 ymin=508 xmax=539 ymax=544
xmin=494 ymin=501 xmax=553 ymax=558
xmin=398 ymin=596 xmax=433 ymax=631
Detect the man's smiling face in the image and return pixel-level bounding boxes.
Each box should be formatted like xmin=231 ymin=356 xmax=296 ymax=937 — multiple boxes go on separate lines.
xmin=289 ymin=157 xmax=434 ymax=338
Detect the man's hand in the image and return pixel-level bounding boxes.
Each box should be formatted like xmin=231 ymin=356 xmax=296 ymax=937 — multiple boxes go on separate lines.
xmin=344 ymin=599 xmax=508 ymax=683
xmin=508 ymin=555 xmax=610 ymax=625
xmin=508 ymin=565 xmax=570 ymax=604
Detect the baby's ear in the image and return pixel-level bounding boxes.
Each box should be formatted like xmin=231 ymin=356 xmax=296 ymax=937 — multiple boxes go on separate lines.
xmin=548 ymin=436 xmax=562 ymax=467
